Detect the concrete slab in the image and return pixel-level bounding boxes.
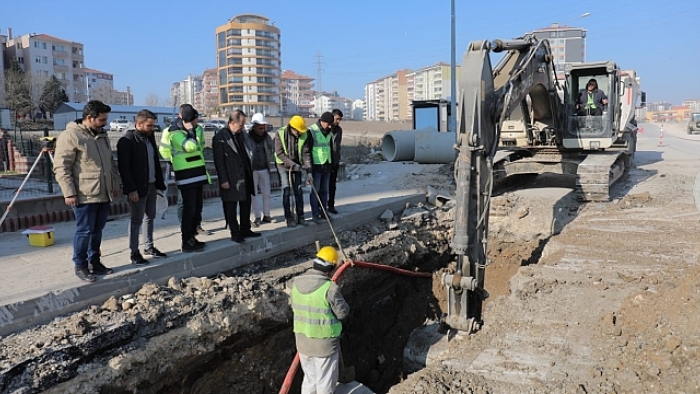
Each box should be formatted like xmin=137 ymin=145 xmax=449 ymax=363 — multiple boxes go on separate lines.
xmin=0 ymin=162 xmax=434 ymax=336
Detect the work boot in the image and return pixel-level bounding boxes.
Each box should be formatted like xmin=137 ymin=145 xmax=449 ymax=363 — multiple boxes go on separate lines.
xmin=327 ymin=207 xmax=338 ymax=214
xmin=297 ymin=216 xmax=309 ymax=226
xmin=144 ymin=247 xmax=167 ymax=258
xmin=231 ymin=233 xmax=245 ymax=243
xmin=286 ymin=218 xmax=297 ymax=228
xmin=182 ymin=238 xmax=205 ymax=253
xmin=262 ymin=215 xmax=273 ymax=223
xmin=130 ymin=252 xmax=149 ymax=266
xmin=90 ymin=260 xmax=114 ymax=275
xmin=75 ymin=266 xmax=96 ymax=282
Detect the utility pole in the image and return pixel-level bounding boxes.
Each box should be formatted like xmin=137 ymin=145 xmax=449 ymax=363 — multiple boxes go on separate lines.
xmin=315 ymin=51 xmax=325 ymax=117
xmin=450 ymin=0 xmax=457 ymax=134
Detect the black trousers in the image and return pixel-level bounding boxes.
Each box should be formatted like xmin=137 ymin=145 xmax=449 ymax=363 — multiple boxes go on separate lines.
xmin=328 ymin=163 xmax=339 ymax=209
xmin=180 ymin=185 xmax=203 ymax=242
xmin=223 ymin=199 xmax=252 ymax=236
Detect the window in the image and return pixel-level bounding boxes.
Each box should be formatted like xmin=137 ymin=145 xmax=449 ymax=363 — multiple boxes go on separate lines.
xmin=33 ymin=41 xmax=39 ymax=48
xmin=42 ymin=42 xmax=47 ymax=49
xmin=217 ymin=32 xmax=226 ymax=49
xmin=42 ymin=56 xmax=48 ymax=64
xmin=550 ymin=32 xmax=556 ymax=38
xmin=35 ymin=56 xmax=41 ymax=63
xmin=52 ymin=44 xmax=65 ymax=52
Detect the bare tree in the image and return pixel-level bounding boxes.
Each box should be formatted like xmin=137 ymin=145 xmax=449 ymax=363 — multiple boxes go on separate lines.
xmin=30 ymin=73 xmax=50 ymax=116
xmin=144 ymin=92 xmax=160 ymax=106
xmin=4 ymin=59 xmax=33 ymax=116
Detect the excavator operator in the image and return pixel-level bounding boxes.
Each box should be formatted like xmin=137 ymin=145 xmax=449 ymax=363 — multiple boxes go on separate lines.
xmin=576 ymin=78 xmax=608 ymax=116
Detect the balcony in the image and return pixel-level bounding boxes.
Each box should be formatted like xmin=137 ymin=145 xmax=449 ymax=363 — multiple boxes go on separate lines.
xmin=53 ymin=49 xmax=69 ymax=58
xmin=53 ymin=64 xmax=69 ymax=72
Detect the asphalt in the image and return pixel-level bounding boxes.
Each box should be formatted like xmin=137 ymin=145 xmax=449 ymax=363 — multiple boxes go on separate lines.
xmin=0 ymin=162 xmax=431 ymax=336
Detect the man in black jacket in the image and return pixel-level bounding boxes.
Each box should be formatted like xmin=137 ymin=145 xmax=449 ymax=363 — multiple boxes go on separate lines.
xmin=212 ymin=110 xmax=261 ymax=243
xmin=327 ymin=109 xmax=343 ymax=214
xmin=117 ymin=109 xmax=168 ymax=264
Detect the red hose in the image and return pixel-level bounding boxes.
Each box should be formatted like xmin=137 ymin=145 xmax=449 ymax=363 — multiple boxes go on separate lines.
xmin=278 ymin=260 xmax=431 ymax=394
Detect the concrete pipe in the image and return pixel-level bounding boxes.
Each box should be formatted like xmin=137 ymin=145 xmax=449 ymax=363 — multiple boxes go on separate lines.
xmin=414 ymin=130 xmax=457 ymax=164
xmin=381 ymin=129 xmax=420 ymax=162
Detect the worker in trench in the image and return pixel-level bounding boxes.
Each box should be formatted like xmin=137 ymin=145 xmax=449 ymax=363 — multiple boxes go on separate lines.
xmin=291 ymin=246 xmax=350 ymax=393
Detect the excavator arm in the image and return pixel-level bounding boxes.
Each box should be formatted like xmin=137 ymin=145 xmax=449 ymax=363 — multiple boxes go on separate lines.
xmin=442 ymin=36 xmax=561 ymax=333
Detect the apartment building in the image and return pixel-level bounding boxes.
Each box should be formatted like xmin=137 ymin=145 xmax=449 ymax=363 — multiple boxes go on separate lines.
xmin=365 ymin=63 xmax=459 ymax=122
xmin=5 ymin=31 xmax=86 ymax=102
xmin=351 ymin=99 xmax=365 ymax=120
xmin=85 ymin=68 xmax=113 ymax=102
xmin=170 ymin=74 xmax=203 ymax=109
xmin=281 ymin=70 xmax=314 ymax=116
xmin=310 ymin=91 xmax=353 ymax=117
xmin=682 ymin=99 xmax=700 ymax=113
xmin=215 ymin=14 xmax=282 ymax=115
xmin=112 ymin=88 xmax=133 ymax=106
xmin=531 ymin=23 xmax=586 ymax=72
xmin=200 ymin=68 xmax=219 ymax=115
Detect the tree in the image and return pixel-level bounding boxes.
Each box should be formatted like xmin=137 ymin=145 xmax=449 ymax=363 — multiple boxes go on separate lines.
xmin=39 ymin=76 xmax=69 ymax=117
xmin=4 ymin=59 xmax=33 ymax=116
xmin=144 ymin=92 xmax=160 ymax=106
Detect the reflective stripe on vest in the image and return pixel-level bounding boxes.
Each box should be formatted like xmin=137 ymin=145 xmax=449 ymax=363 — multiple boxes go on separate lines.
xmin=274 ymin=127 xmax=307 ymax=164
xmin=310 ymin=124 xmax=332 ymax=165
xmin=291 ymin=281 xmax=342 ymax=338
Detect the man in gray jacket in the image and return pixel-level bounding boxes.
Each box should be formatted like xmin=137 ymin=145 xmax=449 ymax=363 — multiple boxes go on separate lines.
xmin=245 ymin=113 xmax=278 ymax=226
xmin=291 ymin=246 xmax=350 ymax=393
xmin=54 ymin=100 xmax=119 ymax=282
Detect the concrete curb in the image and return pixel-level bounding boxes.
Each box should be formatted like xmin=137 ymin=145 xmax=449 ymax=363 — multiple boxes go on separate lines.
xmin=0 ymin=193 xmax=425 ymax=337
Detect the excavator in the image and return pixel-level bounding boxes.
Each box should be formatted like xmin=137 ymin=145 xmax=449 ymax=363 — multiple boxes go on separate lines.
xmin=441 ymin=34 xmax=645 ymax=333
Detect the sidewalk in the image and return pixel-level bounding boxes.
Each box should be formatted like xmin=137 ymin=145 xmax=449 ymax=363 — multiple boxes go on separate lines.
xmin=0 ymin=162 xmax=436 ymax=336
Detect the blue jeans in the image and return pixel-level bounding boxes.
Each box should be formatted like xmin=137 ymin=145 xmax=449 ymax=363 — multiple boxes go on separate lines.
xmin=310 ymin=170 xmax=330 ymax=218
xmin=72 ymin=202 xmax=110 ymax=268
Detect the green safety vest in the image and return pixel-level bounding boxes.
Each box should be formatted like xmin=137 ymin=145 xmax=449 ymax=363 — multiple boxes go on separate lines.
xmin=274 ymin=127 xmax=307 ymax=165
xmin=309 ymin=123 xmax=332 ymax=165
xmin=159 ymin=125 xmax=210 ymax=186
xmin=586 ymin=92 xmax=597 ymax=109
xmin=291 ymin=281 xmax=342 ymax=339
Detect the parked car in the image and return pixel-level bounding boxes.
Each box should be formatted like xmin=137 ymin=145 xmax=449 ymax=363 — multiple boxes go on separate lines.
xmin=153 ymin=124 xmax=162 ymax=133
xmin=202 ymin=124 xmax=218 ymax=132
xmin=688 ymin=113 xmax=700 ymax=135
xmin=208 ymin=119 xmax=226 ymax=129
xmin=109 ymin=119 xmax=134 ymax=132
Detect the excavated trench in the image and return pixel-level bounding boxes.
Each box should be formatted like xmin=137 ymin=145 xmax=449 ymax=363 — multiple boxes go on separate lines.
xmin=0 ymin=201 xmax=548 ymax=394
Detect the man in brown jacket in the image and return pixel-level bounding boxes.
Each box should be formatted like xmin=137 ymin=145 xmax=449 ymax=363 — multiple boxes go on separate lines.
xmin=54 ymin=100 xmax=119 ymax=282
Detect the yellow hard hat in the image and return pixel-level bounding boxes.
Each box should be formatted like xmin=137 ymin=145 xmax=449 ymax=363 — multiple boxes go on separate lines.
xmin=316 ymin=246 xmax=339 ymax=266
xmin=289 ymin=115 xmax=308 ymax=133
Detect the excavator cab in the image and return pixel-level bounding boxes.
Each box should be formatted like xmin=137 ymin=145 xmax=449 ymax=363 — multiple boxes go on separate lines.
xmin=564 ymin=62 xmax=620 ymax=150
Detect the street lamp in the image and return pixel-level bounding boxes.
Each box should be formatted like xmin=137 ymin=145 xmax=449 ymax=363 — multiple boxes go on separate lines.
xmin=449 ymin=0 xmax=457 ymax=134
xmin=560 ymin=12 xmax=590 ymax=26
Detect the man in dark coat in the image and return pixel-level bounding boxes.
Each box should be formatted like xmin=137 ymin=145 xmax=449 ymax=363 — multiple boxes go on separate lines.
xmin=212 ymin=110 xmax=261 ymax=243
xmin=117 ymin=109 xmax=167 ymax=265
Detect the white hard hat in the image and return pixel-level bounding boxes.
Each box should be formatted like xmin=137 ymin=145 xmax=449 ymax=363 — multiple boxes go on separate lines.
xmin=251 ymin=113 xmax=268 ymax=125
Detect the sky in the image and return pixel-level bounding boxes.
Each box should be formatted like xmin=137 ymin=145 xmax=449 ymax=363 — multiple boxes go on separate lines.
xmin=2 ymin=0 xmax=699 ymax=106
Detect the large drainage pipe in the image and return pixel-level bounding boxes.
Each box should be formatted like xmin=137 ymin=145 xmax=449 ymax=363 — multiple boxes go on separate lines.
xmin=381 ymin=129 xmax=421 ymax=162
xmin=414 ymin=130 xmax=457 ymax=164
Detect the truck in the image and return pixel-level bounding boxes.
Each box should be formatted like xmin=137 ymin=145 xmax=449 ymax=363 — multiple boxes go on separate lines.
xmin=441 ymin=34 xmax=645 ymax=333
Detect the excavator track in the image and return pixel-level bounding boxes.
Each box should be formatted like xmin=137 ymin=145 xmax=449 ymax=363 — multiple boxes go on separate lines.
xmin=492 ymin=149 xmax=628 ymax=202
xmin=575 ymin=151 xmax=626 ymax=201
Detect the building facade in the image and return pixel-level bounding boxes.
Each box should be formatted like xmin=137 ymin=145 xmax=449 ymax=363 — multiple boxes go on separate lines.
xmin=365 ymin=63 xmax=460 ymax=122
xmin=215 ymin=14 xmax=281 ymax=115
xmin=281 ymin=70 xmax=314 ymax=116
xmin=531 ymin=23 xmax=586 ymax=72
xmin=5 ymin=32 xmax=86 ymax=102
xmin=85 ymin=68 xmax=113 ymax=102
xmin=351 ymin=99 xmax=365 ymax=120
xmin=200 ymin=68 xmax=219 ymax=115
xmin=310 ymin=91 xmax=353 ymax=118
xmin=681 ymin=99 xmax=700 ymax=113
xmin=170 ymin=74 xmax=203 ymax=109
xmin=112 ymin=88 xmax=133 ymax=106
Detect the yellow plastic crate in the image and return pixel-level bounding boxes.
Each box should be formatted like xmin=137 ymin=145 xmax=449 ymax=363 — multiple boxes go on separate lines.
xmin=22 ymin=226 xmax=55 ymax=247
